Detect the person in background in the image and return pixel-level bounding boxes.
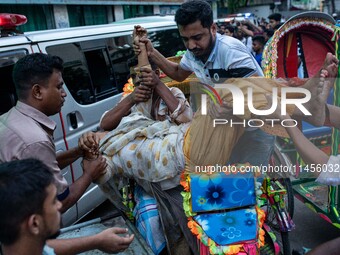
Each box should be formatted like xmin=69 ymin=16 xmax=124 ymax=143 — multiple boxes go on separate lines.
xmin=268 ymin=13 xmax=282 ymax=30
xmin=217 ymin=24 xmax=226 ymax=35
xmin=252 ymin=35 xmax=265 ymax=68
xmin=236 ymin=21 xmax=254 ymax=53
xmin=243 ymin=19 xmax=263 ymax=36
xmin=263 ymin=28 xmax=274 ymax=43
xmin=224 ymin=24 xmax=235 ymax=37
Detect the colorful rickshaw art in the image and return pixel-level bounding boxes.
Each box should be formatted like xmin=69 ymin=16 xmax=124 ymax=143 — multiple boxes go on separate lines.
xmin=263 ymin=11 xmax=340 ymax=230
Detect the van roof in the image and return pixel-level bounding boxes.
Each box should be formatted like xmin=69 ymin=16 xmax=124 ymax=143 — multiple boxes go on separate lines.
xmin=113 ymin=15 xmax=175 ymax=24
xmin=0 ymin=19 xmax=177 ymax=46
xmin=215 ymin=13 xmax=255 ymax=24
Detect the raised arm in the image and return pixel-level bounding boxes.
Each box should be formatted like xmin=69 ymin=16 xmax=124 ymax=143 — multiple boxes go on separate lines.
xmin=134 ymin=25 xmax=192 ymax=82
xmin=138 ymin=66 xmax=193 ymax=123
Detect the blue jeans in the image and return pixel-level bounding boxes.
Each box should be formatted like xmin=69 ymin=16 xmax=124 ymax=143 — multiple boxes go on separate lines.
xmin=228 ymin=129 xmax=275 ymax=167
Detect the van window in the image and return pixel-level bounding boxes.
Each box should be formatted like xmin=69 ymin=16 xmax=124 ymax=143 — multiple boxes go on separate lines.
xmin=0 ymin=50 xmax=27 ymax=114
xmin=47 ymin=39 xmax=128 ymax=105
xmin=149 ymin=29 xmax=184 ymax=57
xmin=46 ymin=28 xmax=185 ymax=105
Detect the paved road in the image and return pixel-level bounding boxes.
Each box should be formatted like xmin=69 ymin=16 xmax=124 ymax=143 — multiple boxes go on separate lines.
xmin=289 ymin=197 xmax=340 ymax=253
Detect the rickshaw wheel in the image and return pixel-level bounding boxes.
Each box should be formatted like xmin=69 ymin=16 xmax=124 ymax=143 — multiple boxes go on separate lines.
xmin=264 ymin=146 xmax=294 ymax=255
xmin=268 ymin=145 xmax=295 ymax=219
xmin=280 ymin=232 xmax=291 ymax=255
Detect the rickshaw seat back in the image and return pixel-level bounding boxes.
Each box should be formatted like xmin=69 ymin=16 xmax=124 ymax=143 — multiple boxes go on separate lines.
xmin=263 ymin=11 xmax=336 ymax=79
xmin=263 ymin=12 xmax=336 ymax=139
xmin=276 ymin=32 xmax=334 ymax=78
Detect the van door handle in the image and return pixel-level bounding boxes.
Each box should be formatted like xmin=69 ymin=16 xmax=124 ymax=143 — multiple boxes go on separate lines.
xmin=69 ymin=112 xmax=78 ymax=129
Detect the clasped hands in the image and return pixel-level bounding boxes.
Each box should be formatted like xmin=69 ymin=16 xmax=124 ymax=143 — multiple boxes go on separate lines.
xmin=130 ymin=67 xmax=161 ymax=104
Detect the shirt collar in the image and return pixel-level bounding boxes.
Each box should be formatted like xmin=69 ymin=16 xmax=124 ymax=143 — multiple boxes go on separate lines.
xmin=206 ymin=33 xmax=220 ymax=64
xmin=16 ymin=101 xmax=56 ymax=131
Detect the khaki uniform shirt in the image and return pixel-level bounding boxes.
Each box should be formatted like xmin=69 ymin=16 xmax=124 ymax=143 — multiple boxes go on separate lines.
xmin=0 ymin=101 xmax=68 ymax=195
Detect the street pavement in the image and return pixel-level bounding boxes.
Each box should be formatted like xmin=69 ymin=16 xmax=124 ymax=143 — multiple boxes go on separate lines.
xmin=289 ymin=197 xmax=340 ymax=253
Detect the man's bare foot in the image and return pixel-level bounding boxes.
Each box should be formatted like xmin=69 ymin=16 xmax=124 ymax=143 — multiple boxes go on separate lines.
xmin=293 ymin=53 xmax=338 ymax=126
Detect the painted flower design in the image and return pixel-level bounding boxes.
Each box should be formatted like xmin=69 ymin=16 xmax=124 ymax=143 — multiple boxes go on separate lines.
xmin=198 ymin=213 xmax=211 ymax=220
xmin=205 ymin=184 xmax=226 ymax=205
xmin=245 ymin=209 xmax=256 ymax=220
xmin=244 ymin=218 xmax=255 ymax=226
xmin=196 ymin=219 xmax=209 ymax=231
xmin=229 ymin=178 xmax=255 ymax=205
xmin=197 ymin=172 xmax=222 ymax=187
xmin=221 ymin=227 xmax=241 ymax=239
xmin=224 ymin=216 xmax=236 ymax=226
xmin=196 ymin=196 xmax=207 ymax=207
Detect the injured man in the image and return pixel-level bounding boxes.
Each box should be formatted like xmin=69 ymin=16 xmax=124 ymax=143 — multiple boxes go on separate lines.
xmin=78 ymin=29 xmax=338 ymax=254
xmin=79 ymin=54 xmax=338 ymax=191
xmin=79 ymin=26 xmax=338 ymax=190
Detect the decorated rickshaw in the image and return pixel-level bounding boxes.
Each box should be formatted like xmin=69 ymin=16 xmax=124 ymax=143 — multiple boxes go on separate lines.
xmin=85 ymin=12 xmax=340 ymax=255
xmin=262 ymin=9 xmax=340 ymax=245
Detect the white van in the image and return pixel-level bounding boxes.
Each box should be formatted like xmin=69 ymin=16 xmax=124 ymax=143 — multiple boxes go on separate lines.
xmin=215 ymin=13 xmax=256 ymax=26
xmin=0 ymin=13 xmax=185 ymax=226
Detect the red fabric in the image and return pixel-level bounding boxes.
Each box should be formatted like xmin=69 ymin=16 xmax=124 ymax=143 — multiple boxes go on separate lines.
xmin=276 ymin=25 xmax=335 ymax=79
xmin=199 ymin=241 xmax=209 ymax=255
xmin=285 ymin=34 xmax=298 ymax=78
xmin=301 ymin=34 xmax=329 ymax=78
xmin=277 ymin=33 xmax=298 ymax=78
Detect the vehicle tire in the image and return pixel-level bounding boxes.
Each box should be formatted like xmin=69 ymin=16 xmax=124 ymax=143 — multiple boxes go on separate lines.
xmin=280 ymin=231 xmax=291 ymax=255
xmin=280 ymin=176 xmax=294 ymax=219
xmin=270 ymin=146 xmax=295 ymax=219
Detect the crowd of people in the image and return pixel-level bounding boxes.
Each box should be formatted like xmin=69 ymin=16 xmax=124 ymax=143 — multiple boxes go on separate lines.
xmin=216 ymin=13 xmax=283 ymax=68
xmin=0 ymin=0 xmax=340 ymax=254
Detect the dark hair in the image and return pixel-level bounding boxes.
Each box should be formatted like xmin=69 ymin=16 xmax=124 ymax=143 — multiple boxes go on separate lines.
xmin=175 ymin=0 xmax=213 ymax=29
xmin=252 ymin=35 xmax=265 ymax=45
xmin=0 ymin=159 xmax=54 ymax=245
xmin=12 ymin=53 xmax=64 ymax=100
xmin=268 ymin=13 xmax=281 ymax=22
xmin=225 ymin=25 xmax=235 ymax=34
xmin=264 ymin=28 xmax=274 ymax=38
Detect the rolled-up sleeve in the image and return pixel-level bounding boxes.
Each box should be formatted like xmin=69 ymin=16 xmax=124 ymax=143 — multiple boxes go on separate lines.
xmin=20 ymin=142 xmax=69 ymax=195
xmin=168 ymin=87 xmax=193 ymax=124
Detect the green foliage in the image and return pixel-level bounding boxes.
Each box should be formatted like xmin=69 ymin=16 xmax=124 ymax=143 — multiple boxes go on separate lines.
xmin=227 ymin=0 xmax=249 ymax=14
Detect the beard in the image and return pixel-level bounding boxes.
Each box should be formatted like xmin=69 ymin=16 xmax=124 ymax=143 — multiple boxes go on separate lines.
xmin=48 ymin=230 xmax=61 ymax=240
xmin=191 ymin=31 xmax=215 ymax=63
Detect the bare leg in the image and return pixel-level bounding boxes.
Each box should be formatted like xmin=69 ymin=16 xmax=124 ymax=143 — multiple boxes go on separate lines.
xmin=292 ymin=53 xmax=338 ymax=126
